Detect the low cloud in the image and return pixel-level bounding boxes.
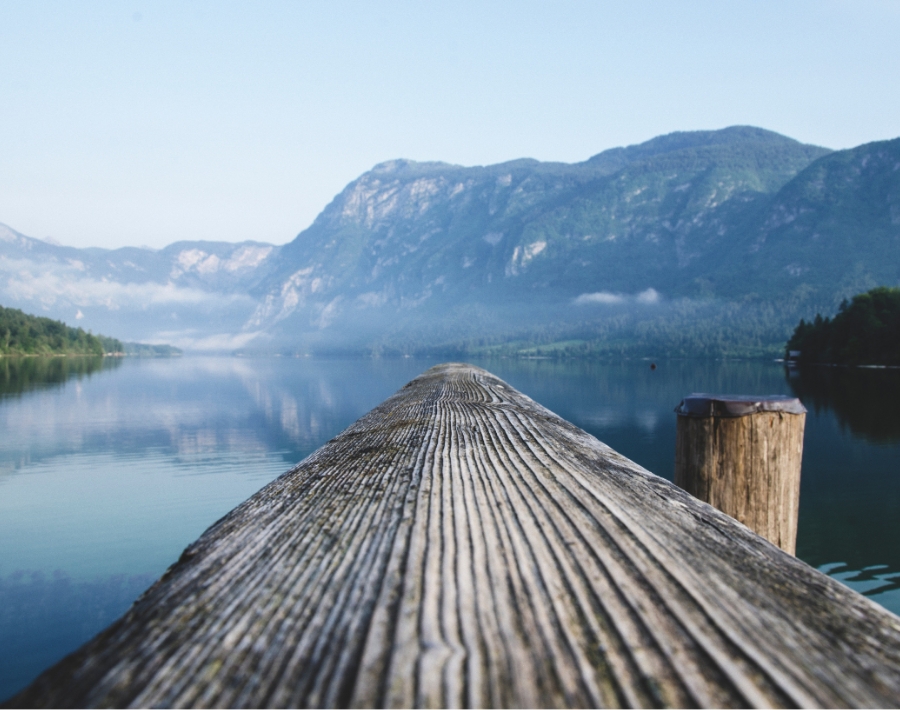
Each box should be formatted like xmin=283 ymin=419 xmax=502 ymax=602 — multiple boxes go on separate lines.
xmin=574 ymin=292 xmax=624 ymax=305
xmin=0 ymin=257 xmax=252 ymax=310
xmin=150 ymin=329 xmax=264 ymax=352
xmin=574 ymin=288 xmax=660 ymax=306
xmin=636 ymin=288 xmax=660 ymax=304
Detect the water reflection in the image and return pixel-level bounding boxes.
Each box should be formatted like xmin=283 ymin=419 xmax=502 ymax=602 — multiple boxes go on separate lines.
xmin=0 ymin=356 xmax=120 ymax=400
xmin=787 ymin=364 xmax=900 ymax=443
xmin=780 ymin=364 xmax=900 ymax=596
xmin=818 ymin=562 xmax=900 ymax=597
xmin=0 ymin=357 xmax=431 ymax=479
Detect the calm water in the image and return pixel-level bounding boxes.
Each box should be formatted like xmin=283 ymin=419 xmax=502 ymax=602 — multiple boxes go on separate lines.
xmin=1 ymin=356 xmax=899 ymax=698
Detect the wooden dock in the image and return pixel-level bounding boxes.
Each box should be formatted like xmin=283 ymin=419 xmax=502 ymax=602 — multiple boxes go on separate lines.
xmin=9 ymin=363 xmax=900 ymax=708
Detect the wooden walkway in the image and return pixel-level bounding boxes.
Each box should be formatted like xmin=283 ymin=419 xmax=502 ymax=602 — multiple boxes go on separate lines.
xmin=10 ymin=363 xmax=900 ymax=708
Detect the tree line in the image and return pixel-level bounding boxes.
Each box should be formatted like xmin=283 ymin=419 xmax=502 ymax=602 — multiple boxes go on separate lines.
xmin=0 ymin=305 xmax=123 ymax=356
xmin=786 ymin=287 xmax=900 ymax=366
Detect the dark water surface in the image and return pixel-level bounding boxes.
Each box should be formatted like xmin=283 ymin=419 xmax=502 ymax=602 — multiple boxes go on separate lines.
xmin=1 ymin=356 xmax=898 ymax=698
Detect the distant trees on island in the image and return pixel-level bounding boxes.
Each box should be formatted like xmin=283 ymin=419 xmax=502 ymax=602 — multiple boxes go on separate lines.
xmin=0 ymin=304 xmax=181 ymax=357
xmin=0 ymin=304 xmax=123 ymax=356
xmin=787 ymin=287 xmax=900 ymax=366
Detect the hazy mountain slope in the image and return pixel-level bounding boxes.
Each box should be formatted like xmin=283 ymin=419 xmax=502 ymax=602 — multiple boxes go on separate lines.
xmin=247 ymin=127 xmax=832 ymax=352
xmin=551 ymin=137 xmax=900 ymax=357
xmin=0 ymin=224 xmax=280 ymax=347
xmin=730 ymin=137 xmax=900 ymax=300
xmin=503 ymin=131 xmax=830 ymax=297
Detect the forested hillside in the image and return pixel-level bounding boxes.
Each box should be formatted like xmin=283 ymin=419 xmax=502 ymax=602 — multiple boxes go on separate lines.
xmin=787 ymin=287 xmax=900 ymax=366
xmin=0 ymin=305 xmax=121 ymax=356
xmin=248 ymin=127 xmax=841 ymax=356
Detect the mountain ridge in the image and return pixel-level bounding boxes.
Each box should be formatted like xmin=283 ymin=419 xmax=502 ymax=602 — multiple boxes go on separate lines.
xmin=244 ymin=126 xmax=834 ymax=349
xmin=3 ymin=126 xmax=898 ymax=357
xmin=0 ymin=222 xmax=281 ymax=349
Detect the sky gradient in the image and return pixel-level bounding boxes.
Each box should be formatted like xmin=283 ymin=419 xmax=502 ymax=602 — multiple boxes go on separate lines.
xmin=2 ymin=1 xmax=898 ymax=249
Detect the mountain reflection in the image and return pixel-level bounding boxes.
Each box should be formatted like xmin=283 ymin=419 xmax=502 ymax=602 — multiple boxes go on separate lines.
xmin=0 ymin=356 xmax=121 ymax=400
xmin=0 ymin=357 xmax=448 ymax=478
xmin=786 ymin=365 xmax=900 ymax=444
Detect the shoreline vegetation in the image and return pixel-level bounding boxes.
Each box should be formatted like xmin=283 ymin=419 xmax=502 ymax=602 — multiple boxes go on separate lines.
xmin=786 ymin=287 xmax=900 ymax=367
xmin=0 ymin=304 xmax=180 ymax=358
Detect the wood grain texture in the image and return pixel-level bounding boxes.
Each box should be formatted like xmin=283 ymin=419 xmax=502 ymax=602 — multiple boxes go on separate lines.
xmin=674 ymin=410 xmax=805 ymax=554
xmin=8 ymin=363 xmax=900 ymax=708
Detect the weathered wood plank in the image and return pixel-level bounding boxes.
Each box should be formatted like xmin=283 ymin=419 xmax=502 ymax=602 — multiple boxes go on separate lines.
xmin=8 ymin=363 xmax=900 ymax=708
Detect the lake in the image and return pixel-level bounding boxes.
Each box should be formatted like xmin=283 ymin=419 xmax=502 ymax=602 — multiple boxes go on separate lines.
xmin=2 ymin=355 xmax=899 ymax=699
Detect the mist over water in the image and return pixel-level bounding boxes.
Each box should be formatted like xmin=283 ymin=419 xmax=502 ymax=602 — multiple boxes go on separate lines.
xmin=1 ymin=356 xmax=898 ymax=699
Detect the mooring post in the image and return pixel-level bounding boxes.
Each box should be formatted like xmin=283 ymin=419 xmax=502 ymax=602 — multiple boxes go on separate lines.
xmin=674 ymin=394 xmax=806 ymax=554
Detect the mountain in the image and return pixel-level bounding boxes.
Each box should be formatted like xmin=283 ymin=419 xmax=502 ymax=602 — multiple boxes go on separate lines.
xmin=245 ymin=126 xmax=837 ymax=354
xmin=3 ymin=126 xmax=899 ymax=357
xmin=707 ymin=138 xmax=900 ymax=300
xmin=256 ymin=126 xmax=826 ymax=306
xmin=0 ymin=224 xmax=280 ymax=349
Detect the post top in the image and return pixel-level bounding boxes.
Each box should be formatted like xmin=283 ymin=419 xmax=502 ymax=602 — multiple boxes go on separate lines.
xmin=675 ymin=394 xmax=807 ymax=418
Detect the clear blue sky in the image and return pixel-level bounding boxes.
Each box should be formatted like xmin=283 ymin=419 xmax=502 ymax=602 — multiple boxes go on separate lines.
xmin=1 ymin=1 xmax=898 ymax=249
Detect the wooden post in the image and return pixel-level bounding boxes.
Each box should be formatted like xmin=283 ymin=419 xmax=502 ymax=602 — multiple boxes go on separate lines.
xmin=9 ymin=367 xmax=899 ymax=709
xmin=674 ymin=394 xmax=806 ymax=554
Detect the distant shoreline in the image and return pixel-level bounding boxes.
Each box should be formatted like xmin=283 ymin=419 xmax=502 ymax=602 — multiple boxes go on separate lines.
xmin=0 ymin=350 xmax=181 ymax=358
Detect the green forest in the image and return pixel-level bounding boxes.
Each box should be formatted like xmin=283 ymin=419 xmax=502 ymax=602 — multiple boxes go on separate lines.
xmin=786 ymin=287 xmax=900 ymax=366
xmin=0 ymin=305 xmax=123 ymax=356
